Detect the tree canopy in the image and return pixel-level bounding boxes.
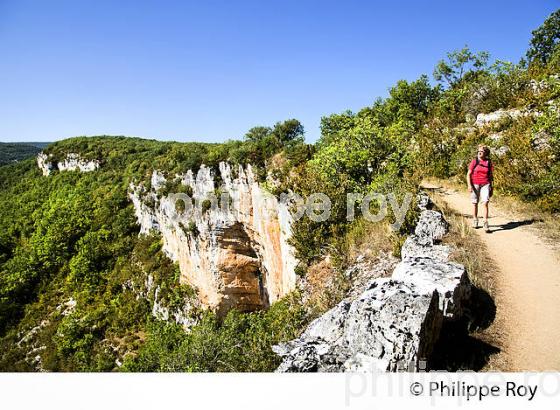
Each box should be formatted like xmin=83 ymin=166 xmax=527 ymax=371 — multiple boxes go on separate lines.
xmin=527 ymin=9 xmax=560 ymax=65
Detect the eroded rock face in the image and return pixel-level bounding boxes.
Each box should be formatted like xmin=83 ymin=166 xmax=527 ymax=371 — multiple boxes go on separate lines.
xmin=393 ymin=257 xmax=470 ymax=318
xmin=37 ymin=153 xmax=56 ymax=176
xmin=37 ymin=152 xmax=100 ymax=176
xmin=401 ymin=235 xmax=451 ymax=262
xmin=129 ymin=163 xmax=297 ymax=315
xmin=414 ymin=210 xmax=448 ymax=245
xmin=274 ymin=203 xmax=473 ymax=372
xmin=273 ymin=279 xmax=442 ymax=372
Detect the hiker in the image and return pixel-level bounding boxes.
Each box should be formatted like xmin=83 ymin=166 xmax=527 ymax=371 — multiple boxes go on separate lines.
xmin=467 ymin=144 xmax=493 ymax=232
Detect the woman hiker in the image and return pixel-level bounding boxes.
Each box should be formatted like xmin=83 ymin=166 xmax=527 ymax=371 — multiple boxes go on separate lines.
xmin=467 ymin=144 xmax=494 ymax=233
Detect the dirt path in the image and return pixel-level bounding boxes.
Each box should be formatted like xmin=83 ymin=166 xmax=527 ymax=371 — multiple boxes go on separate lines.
xmin=424 ymin=182 xmax=560 ymax=371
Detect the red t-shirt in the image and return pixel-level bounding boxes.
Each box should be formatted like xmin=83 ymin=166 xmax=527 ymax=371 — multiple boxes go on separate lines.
xmin=469 ymin=159 xmax=493 ymax=185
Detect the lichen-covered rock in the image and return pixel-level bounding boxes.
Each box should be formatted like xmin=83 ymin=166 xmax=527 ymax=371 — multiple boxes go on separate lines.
xmin=273 ymin=301 xmax=351 ymax=372
xmin=414 ymin=210 xmax=449 ymax=245
xmin=392 ymin=257 xmax=470 ymax=319
xmin=401 ymin=235 xmax=451 ymax=262
xmin=274 ymin=279 xmax=442 ymax=372
xmin=416 ymin=193 xmax=432 ymax=211
xmin=342 ymin=279 xmax=442 ymax=372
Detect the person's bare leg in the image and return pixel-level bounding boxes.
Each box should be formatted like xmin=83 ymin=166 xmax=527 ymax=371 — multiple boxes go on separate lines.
xmin=472 ymin=202 xmax=478 ymax=227
xmin=483 ymin=202 xmax=490 ymax=232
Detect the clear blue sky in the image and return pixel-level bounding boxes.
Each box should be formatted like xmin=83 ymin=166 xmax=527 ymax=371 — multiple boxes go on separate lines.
xmin=0 ymin=0 xmax=558 ymax=143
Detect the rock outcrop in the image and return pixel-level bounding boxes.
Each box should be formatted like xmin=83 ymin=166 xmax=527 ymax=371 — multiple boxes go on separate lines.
xmin=273 ymin=279 xmax=442 ymax=372
xmin=129 ymin=163 xmax=297 ymax=315
xmin=37 ymin=152 xmax=100 ymax=176
xmin=474 ymin=108 xmax=524 ymax=127
xmin=392 ymin=258 xmax=469 ymax=318
xmin=274 ymin=195 xmax=472 ymax=372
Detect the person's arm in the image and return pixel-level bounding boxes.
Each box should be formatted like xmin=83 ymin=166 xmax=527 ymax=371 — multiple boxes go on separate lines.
xmin=489 ymin=162 xmax=494 ymax=196
xmin=467 ymin=160 xmax=474 ymax=192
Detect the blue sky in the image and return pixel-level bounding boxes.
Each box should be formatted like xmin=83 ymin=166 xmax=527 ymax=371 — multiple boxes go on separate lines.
xmin=0 ymin=0 xmax=558 ymax=143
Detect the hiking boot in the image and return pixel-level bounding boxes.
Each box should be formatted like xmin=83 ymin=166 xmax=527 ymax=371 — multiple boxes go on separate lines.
xmin=472 ymin=218 xmax=478 ymax=229
xmin=483 ymin=220 xmax=490 ymax=233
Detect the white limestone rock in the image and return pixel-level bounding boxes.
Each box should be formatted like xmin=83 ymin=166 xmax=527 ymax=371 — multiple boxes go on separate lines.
xmin=274 ymin=200 xmax=473 ymax=373
xmin=274 ymin=279 xmax=442 ymax=372
xmin=129 ymin=162 xmax=298 ymax=315
xmin=392 ymin=257 xmax=471 ymax=319
xmin=37 ymin=152 xmax=56 ymax=176
xmin=401 ymin=235 xmax=451 ymax=262
xmin=37 ymin=152 xmax=100 ymax=175
xmin=414 ymin=210 xmax=449 ymax=245
xmin=475 ymin=108 xmax=524 ymax=127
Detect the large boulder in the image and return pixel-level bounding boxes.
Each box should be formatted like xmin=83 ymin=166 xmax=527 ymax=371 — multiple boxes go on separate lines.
xmin=392 ymin=257 xmax=471 ymax=319
xmin=274 ymin=279 xmax=442 ymax=372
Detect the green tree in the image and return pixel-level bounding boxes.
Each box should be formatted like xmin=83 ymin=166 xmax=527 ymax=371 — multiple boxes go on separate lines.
xmin=244 ymin=126 xmax=272 ymax=142
xmin=385 ymin=75 xmax=440 ymax=124
xmin=526 ymin=9 xmax=560 ymax=65
xmin=271 ymin=119 xmax=304 ymax=143
xmin=433 ymin=46 xmax=489 ymax=87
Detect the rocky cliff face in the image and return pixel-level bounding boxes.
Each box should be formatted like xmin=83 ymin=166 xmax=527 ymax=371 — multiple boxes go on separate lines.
xmin=37 ymin=152 xmax=100 ymax=176
xmin=129 ymin=162 xmax=297 ymax=315
xmin=273 ymin=195 xmax=473 ymax=372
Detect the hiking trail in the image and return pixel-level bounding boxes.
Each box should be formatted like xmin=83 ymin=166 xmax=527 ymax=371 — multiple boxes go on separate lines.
xmin=423 ymin=181 xmax=560 ymax=371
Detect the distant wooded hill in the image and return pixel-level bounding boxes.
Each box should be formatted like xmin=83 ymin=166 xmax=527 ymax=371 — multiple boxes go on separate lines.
xmin=0 ymin=142 xmax=51 ymax=166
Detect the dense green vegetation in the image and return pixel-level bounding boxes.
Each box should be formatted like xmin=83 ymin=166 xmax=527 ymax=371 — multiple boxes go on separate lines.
xmin=0 ymin=124 xmax=307 ymax=371
xmin=0 ymin=142 xmax=47 ymax=166
xmin=121 ymin=294 xmax=306 ymax=372
xmin=0 ymin=11 xmax=558 ymax=372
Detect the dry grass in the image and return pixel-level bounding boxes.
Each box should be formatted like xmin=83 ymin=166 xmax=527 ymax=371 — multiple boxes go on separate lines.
xmin=302 ymin=256 xmax=349 ymax=318
xmin=429 ymin=192 xmax=497 ymax=294
xmin=302 ymin=218 xmax=400 ymax=318
xmin=334 ymin=218 xmax=400 ymax=266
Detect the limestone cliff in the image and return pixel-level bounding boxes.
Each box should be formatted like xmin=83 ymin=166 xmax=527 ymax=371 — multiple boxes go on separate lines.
xmin=129 ymin=162 xmax=297 ymax=315
xmin=37 ymin=152 xmax=100 ymax=176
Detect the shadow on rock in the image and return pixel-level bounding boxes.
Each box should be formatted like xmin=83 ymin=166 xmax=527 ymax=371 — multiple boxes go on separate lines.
xmin=465 ymin=285 xmax=496 ymax=331
xmin=428 ymin=320 xmax=501 ymax=371
xmin=428 ymin=285 xmax=499 ymax=371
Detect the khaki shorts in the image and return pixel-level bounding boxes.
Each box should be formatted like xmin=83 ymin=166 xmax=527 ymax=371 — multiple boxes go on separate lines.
xmin=471 ymin=184 xmax=491 ymax=204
